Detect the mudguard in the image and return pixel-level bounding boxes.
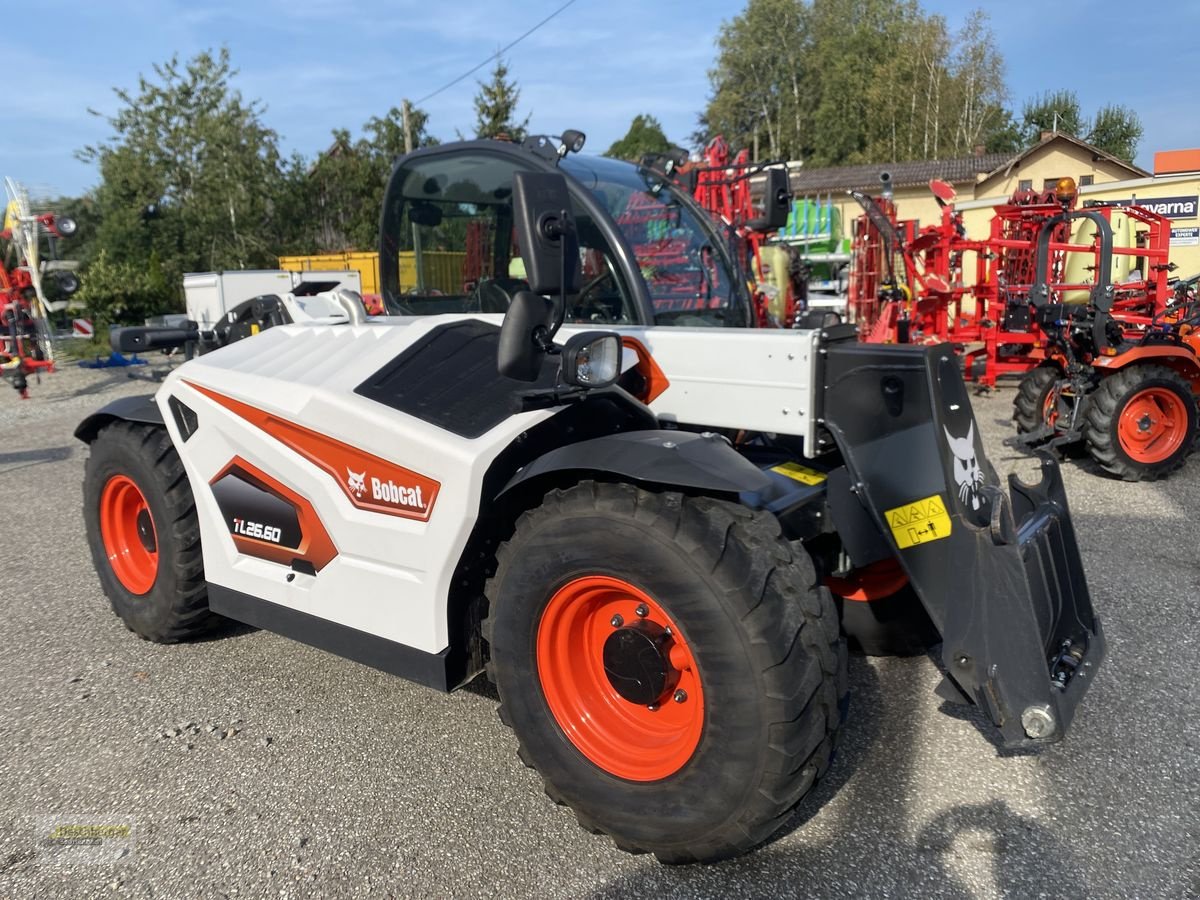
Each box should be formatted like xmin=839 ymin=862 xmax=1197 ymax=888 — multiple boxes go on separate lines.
xmin=821 ymin=342 xmax=1104 ymax=747
xmin=500 ymin=430 xmax=773 ymax=498
xmin=74 ymin=394 xmax=164 ymax=443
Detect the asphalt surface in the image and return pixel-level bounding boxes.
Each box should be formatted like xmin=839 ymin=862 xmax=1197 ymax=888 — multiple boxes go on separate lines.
xmin=0 ymin=358 xmax=1197 ymax=899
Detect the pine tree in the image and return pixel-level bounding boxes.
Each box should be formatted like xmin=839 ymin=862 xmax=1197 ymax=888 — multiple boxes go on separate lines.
xmin=605 ymin=115 xmax=673 ymax=161
xmin=473 ymin=58 xmax=530 ymax=141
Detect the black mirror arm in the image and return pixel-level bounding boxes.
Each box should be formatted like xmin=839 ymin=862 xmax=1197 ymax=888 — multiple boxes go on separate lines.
xmin=547 ymin=208 xmax=575 ymax=338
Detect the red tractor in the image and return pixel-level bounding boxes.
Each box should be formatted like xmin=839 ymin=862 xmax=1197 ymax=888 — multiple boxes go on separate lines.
xmin=1011 ymin=214 xmax=1199 ymax=480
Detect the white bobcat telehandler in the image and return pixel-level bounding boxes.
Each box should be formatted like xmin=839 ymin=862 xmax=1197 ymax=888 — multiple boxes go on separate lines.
xmin=77 ymin=134 xmax=1103 ymax=864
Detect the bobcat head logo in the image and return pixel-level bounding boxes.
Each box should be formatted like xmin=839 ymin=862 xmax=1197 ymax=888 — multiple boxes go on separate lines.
xmin=944 ymin=423 xmax=984 ymax=511
xmin=346 ymin=467 xmax=367 ymax=498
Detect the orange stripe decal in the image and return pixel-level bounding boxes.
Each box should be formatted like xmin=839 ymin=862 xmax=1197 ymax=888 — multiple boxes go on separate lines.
xmin=186 ymin=381 xmax=440 ymax=521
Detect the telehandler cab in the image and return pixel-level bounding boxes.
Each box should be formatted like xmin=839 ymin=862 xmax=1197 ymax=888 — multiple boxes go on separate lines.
xmin=79 ymin=134 xmax=1103 ymax=863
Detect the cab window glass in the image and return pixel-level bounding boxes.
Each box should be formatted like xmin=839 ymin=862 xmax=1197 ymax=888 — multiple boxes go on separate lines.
xmin=562 ymin=155 xmax=751 ymax=327
xmin=380 ymin=151 xmax=634 ymax=324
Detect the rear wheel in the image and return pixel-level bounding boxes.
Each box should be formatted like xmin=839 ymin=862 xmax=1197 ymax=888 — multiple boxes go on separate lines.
xmin=827 ymin=559 xmax=938 ymax=657
xmin=1083 ymin=365 xmax=1198 ymax=480
xmin=484 ymin=481 xmax=846 ymax=863
xmin=84 ymin=421 xmax=217 ymax=642
xmin=1013 ymin=365 xmax=1063 ymax=435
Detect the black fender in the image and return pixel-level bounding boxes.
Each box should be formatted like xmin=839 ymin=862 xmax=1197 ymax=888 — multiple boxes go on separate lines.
xmin=74 ymin=394 xmax=163 ymax=443
xmin=498 ymin=430 xmax=773 ymax=500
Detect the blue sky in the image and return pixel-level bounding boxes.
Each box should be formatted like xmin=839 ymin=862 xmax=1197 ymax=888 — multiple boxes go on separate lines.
xmin=6 ymin=0 xmax=1198 ymax=199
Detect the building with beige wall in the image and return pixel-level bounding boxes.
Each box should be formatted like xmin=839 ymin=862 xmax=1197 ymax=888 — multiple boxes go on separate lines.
xmin=783 ymin=133 xmax=1200 ymax=279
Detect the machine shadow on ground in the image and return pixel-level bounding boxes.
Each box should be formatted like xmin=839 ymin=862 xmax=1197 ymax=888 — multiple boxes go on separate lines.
xmin=586 ymin=653 xmax=1093 ymax=900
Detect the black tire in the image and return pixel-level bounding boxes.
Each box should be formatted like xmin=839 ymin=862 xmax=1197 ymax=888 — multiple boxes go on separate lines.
xmin=83 ymin=421 xmax=218 ymax=642
xmin=1012 ymin=364 xmax=1061 ymax=434
xmin=1083 ymin=365 xmax=1199 ymax=481
xmin=484 ymin=481 xmax=847 ymax=864
xmin=837 ymin=586 xmax=939 ymax=657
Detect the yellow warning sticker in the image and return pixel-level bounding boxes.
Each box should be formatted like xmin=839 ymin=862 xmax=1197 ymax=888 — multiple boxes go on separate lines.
xmin=770 ymin=462 xmax=828 ymax=486
xmin=884 ymin=494 xmax=953 ymax=550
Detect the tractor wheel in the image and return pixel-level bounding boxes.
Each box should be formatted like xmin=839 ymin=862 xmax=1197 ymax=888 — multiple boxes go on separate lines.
xmin=827 ymin=559 xmax=938 ymax=657
xmin=484 ymin=481 xmax=846 ymax=864
xmin=1012 ymin=364 xmax=1063 ymax=435
xmin=83 ymin=421 xmax=218 ymax=642
xmin=1083 ymin=365 xmax=1199 ymax=481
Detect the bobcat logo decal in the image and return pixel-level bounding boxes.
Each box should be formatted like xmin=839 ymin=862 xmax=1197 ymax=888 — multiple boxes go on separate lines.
xmin=944 ymin=423 xmax=985 ymax=511
xmin=346 ymin=467 xmax=367 ymax=498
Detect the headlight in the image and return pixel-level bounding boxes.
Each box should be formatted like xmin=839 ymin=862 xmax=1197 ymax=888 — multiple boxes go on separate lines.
xmin=561 ymin=331 xmax=621 ymax=389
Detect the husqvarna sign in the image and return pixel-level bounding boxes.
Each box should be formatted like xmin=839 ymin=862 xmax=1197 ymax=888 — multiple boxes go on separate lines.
xmin=1108 ymin=195 xmax=1198 ymax=219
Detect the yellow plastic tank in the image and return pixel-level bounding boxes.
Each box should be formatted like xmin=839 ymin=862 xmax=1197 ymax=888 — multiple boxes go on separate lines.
xmin=1062 ymin=210 xmax=1134 ymax=304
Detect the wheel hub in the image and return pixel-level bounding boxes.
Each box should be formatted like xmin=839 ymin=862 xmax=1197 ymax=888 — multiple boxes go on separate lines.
xmin=136 ymin=509 xmax=157 ymax=553
xmin=602 ymin=622 xmax=678 ymax=705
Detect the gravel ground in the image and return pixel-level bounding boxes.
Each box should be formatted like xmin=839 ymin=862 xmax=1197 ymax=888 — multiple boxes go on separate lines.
xmin=0 ymin=357 xmax=1197 ymax=900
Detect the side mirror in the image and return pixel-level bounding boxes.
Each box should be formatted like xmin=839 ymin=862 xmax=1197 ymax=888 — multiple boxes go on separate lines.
xmin=512 ymin=171 xmax=581 ymax=296
xmin=752 ymin=168 xmax=791 ymax=231
xmin=561 ymin=332 xmax=621 ymax=389
xmin=498 ymin=289 xmax=555 ymax=381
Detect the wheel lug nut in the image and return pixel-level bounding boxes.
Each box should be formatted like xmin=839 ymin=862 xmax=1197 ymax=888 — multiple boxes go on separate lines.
xmin=673 ymin=689 xmax=687 ymax=703
xmin=664 ymin=626 xmax=673 ymax=636
xmin=647 ymin=703 xmax=659 ymax=711
xmin=635 ymin=604 xmax=648 ymax=617
xmin=610 ymin=614 xmax=623 ymax=628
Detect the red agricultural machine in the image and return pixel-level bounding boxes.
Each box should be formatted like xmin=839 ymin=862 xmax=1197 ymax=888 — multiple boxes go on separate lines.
xmin=847 ymin=177 xmax=1199 ymax=478
xmin=1 ymin=179 xmax=80 ymax=397
xmin=847 ymin=177 xmax=1175 ymax=386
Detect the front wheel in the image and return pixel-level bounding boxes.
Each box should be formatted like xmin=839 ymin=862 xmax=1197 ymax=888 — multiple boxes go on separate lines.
xmin=1083 ymin=365 xmax=1199 ymax=480
xmin=484 ymin=481 xmax=846 ymax=864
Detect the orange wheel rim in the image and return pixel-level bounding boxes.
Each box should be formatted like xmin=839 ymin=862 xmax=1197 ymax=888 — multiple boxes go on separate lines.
xmin=536 ymin=575 xmax=704 ymax=782
xmin=99 ymin=475 xmax=159 ymax=595
xmin=826 ymin=557 xmax=909 ymax=601
xmin=1117 ymin=387 xmax=1189 ymax=464
xmin=1043 ymin=389 xmax=1059 ymax=428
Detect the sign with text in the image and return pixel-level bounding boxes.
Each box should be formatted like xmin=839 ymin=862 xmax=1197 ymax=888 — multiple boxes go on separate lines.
xmin=1170 ymin=226 xmax=1199 ymax=247
xmin=1105 ymin=195 xmax=1198 ymax=219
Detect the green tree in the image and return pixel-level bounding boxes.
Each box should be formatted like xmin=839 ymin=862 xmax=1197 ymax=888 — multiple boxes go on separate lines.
xmin=1019 ymin=89 xmax=1085 ymax=146
xmin=605 ymin=115 xmax=673 ymax=161
xmin=296 ymin=104 xmax=438 ymax=253
xmin=702 ymin=0 xmax=811 ymax=160
xmin=982 ymin=107 xmax=1022 ymax=153
xmin=701 ymin=0 xmax=1016 ymax=165
xmin=78 ymin=48 xmax=293 ymax=320
xmin=473 ymin=58 xmax=530 ymax=141
xmin=1087 ymin=104 xmax=1143 ymax=162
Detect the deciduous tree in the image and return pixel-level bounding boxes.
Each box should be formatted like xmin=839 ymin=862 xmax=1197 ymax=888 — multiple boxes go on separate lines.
xmin=77 ymin=49 xmax=293 ymax=319
xmin=1087 ymin=104 xmax=1143 ymax=162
